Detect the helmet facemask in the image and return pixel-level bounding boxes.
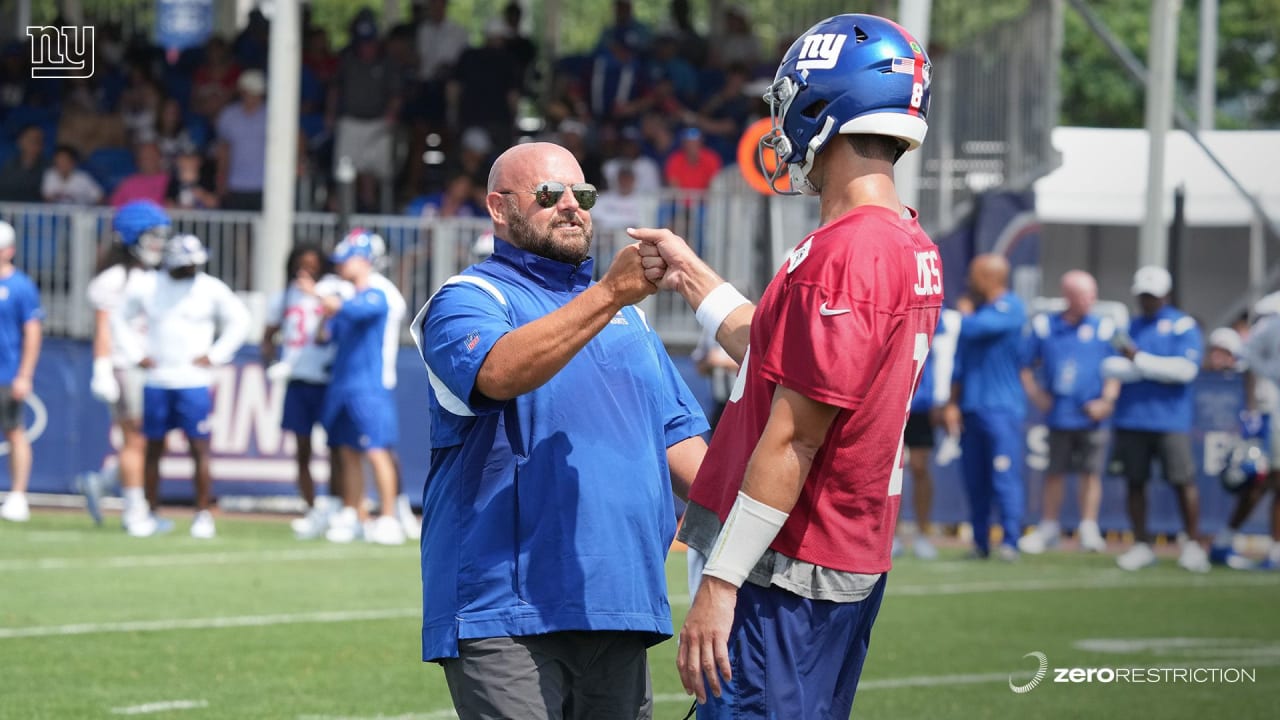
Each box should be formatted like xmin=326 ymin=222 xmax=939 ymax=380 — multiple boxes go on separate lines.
xmin=131 ymin=225 xmax=172 ymax=268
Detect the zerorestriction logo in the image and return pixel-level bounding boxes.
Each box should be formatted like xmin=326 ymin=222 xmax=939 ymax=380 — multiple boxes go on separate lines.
xmin=1010 ymin=644 xmax=1261 ymax=694
xmin=1009 ymin=651 xmax=1048 ymax=694
xmin=27 ymin=26 xmax=94 ymax=78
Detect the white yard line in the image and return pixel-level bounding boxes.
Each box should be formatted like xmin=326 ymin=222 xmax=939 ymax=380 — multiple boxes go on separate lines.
xmin=0 ymin=608 xmax=419 ymax=640
xmin=110 ymin=699 xmax=209 ymax=715
xmin=0 ymin=547 xmax=412 ymax=572
xmin=296 ymin=707 xmax=463 ymax=712
xmin=7 ymin=571 xmax=1276 ymax=640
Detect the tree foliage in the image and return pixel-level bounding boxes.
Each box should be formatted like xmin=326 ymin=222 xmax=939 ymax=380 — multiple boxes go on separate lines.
xmin=1061 ymin=0 xmax=1280 ymax=129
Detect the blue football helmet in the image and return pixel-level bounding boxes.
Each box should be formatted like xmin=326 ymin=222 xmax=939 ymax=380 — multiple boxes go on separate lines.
xmin=1221 ymin=413 xmax=1271 ymax=494
xmin=112 ymin=200 xmax=172 ymax=268
xmin=760 ymin=13 xmax=932 ymax=195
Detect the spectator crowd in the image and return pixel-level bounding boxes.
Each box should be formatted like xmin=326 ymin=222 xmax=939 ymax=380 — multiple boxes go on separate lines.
xmin=0 ymin=0 xmax=775 ymax=222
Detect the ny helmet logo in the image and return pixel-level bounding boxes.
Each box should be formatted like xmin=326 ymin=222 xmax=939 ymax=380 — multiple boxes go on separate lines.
xmin=27 ymin=26 xmax=94 ymax=79
xmin=796 ymin=33 xmax=846 ymax=71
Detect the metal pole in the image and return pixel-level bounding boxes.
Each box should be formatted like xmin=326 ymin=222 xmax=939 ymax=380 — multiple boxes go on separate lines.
xmin=1196 ymin=0 xmax=1217 ymax=131
xmin=1168 ymin=184 xmax=1185 ymax=307
xmin=1250 ymin=209 xmax=1265 ymax=310
xmin=257 ymin=0 xmax=301 ymax=299
xmin=1139 ymin=0 xmax=1180 ymax=269
xmin=17 ymin=0 xmax=32 ymax=39
xmin=896 ymin=0 xmax=932 ymax=211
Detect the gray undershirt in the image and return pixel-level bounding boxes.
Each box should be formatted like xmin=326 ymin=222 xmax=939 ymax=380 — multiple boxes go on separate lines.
xmin=678 ymin=502 xmax=882 ymax=603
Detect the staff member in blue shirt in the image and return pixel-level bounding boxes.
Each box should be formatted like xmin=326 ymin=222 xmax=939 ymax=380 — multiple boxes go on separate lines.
xmin=1103 ymin=266 xmax=1208 ymax=573
xmin=1019 ymin=270 xmax=1118 ymax=554
xmin=944 ymin=254 xmax=1027 ymax=561
xmin=0 ymin=220 xmax=44 ymax=523
xmin=413 ymin=142 xmax=709 ymax=720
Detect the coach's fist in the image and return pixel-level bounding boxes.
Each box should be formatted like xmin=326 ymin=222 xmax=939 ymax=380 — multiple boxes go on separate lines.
xmin=600 ymin=244 xmax=658 ymax=307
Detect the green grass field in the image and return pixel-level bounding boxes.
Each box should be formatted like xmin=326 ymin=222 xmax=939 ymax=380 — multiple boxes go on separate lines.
xmin=2 ymin=512 xmax=1278 ymax=719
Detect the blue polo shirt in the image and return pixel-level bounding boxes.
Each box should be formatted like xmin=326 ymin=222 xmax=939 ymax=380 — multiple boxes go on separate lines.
xmin=1113 ymin=306 xmax=1202 ymax=433
xmin=414 ymin=238 xmax=708 ymax=663
xmin=1023 ymin=312 xmax=1118 ymax=430
xmin=954 ymin=291 xmax=1027 ymax=417
xmin=0 ymin=268 xmax=43 ymax=385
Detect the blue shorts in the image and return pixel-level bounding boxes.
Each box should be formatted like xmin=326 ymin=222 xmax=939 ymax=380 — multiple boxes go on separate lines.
xmin=281 ymin=380 xmax=327 ymax=435
xmin=142 ymin=386 xmax=213 ymax=441
xmin=698 ymin=576 xmax=888 ymax=720
xmin=324 ymin=392 xmax=397 ymax=450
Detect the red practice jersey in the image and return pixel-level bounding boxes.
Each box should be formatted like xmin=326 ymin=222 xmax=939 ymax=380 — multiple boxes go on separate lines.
xmin=688 ymin=205 xmax=943 ymax=574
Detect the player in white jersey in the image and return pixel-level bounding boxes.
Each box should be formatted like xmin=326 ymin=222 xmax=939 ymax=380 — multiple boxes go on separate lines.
xmin=1211 ymin=297 xmax=1280 ymax=570
xmin=78 ymin=201 xmax=172 ymax=536
xmin=262 ymin=244 xmax=350 ymax=539
xmin=365 ymin=231 xmax=421 ymax=540
xmin=113 ymin=235 xmax=250 ymax=539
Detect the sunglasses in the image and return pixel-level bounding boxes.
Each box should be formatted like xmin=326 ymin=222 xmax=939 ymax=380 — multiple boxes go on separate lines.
xmin=498 ymin=181 xmax=598 ymax=210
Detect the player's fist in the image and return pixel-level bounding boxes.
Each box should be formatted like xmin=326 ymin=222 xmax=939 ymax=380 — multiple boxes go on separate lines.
xmin=599 ymin=244 xmax=658 ymax=307
xmin=627 ymin=227 xmax=701 ymax=292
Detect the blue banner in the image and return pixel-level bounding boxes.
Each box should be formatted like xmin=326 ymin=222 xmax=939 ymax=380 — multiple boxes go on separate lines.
xmin=1 ymin=340 xmax=1266 ymax=536
xmin=936 ymin=190 xmax=1042 ymax=306
xmin=155 ymin=0 xmax=214 ymax=52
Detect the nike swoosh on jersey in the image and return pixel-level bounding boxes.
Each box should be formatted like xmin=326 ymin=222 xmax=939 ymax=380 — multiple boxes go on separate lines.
xmin=819 ymin=302 xmax=851 ymax=316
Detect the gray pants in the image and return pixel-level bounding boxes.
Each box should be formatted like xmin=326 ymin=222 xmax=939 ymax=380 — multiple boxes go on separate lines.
xmin=441 ymin=631 xmax=653 ymax=720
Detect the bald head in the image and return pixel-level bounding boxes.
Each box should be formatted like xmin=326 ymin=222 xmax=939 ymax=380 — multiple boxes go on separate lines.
xmin=487 ymin=142 xmax=583 ymax=194
xmin=967 ymin=254 xmax=1009 ymax=301
xmin=1061 ymin=270 xmax=1097 ymax=319
xmin=485 ymin=142 xmax=593 ymax=265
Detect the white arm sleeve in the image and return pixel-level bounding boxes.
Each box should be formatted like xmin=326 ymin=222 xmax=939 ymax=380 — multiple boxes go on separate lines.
xmin=1133 ymin=352 xmax=1199 ymax=384
xmin=207 ymin=284 xmax=251 ymax=365
xmin=1102 ymin=356 xmax=1143 ymax=384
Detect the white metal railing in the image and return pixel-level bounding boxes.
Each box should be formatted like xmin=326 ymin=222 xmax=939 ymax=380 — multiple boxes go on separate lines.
xmin=3 ymin=182 xmax=789 ymax=346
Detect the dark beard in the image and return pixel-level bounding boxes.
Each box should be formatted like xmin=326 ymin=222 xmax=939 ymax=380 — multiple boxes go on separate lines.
xmin=505 ymin=206 xmax=592 ymax=266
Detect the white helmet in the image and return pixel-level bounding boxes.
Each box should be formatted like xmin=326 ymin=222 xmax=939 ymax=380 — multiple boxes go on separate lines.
xmin=0 ymin=220 xmax=14 ymax=250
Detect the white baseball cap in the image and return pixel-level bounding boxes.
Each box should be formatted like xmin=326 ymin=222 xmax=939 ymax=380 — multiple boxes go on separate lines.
xmin=1130 ymin=265 xmax=1172 ymax=297
xmin=0 ymin=220 xmax=13 ymax=250
xmin=238 ymin=69 xmax=267 ymax=96
xmin=1208 ymin=327 xmax=1242 ymax=356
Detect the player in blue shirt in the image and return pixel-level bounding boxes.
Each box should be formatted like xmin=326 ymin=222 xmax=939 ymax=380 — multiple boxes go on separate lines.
xmin=944 ymin=254 xmax=1027 ymax=560
xmin=413 ymin=142 xmax=708 ymax=719
xmin=0 ymin=221 xmax=44 ymax=523
xmin=1019 ymin=271 xmax=1118 ymax=554
xmin=300 ymin=235 xmax=404 ymax=546
xmin=1103 ymin=266 xmax=1207 ymax=572
xmin=895 ymin=309 xmax=961 ymax=560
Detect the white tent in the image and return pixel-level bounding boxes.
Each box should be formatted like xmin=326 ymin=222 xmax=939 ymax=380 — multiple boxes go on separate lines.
xmin=1033 ymin=127 xmax=1280 ymax=327
xmin=1035 ymin=126 xmax=1280 ymax=226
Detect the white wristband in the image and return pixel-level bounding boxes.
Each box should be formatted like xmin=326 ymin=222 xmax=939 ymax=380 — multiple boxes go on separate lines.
xmin=694 ymin=282 xmax=750 ymax=336
xmin=702 ymin=491 xmax=790 ymax=588
xmin=93 ymin=357 xmax=115 ymax=375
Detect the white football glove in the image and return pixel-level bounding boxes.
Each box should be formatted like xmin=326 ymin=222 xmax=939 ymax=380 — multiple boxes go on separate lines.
xmin=266 ymin=361 xmax=294 ymax=382
xmin=90 ymin=357 xmax=120 ymax=404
